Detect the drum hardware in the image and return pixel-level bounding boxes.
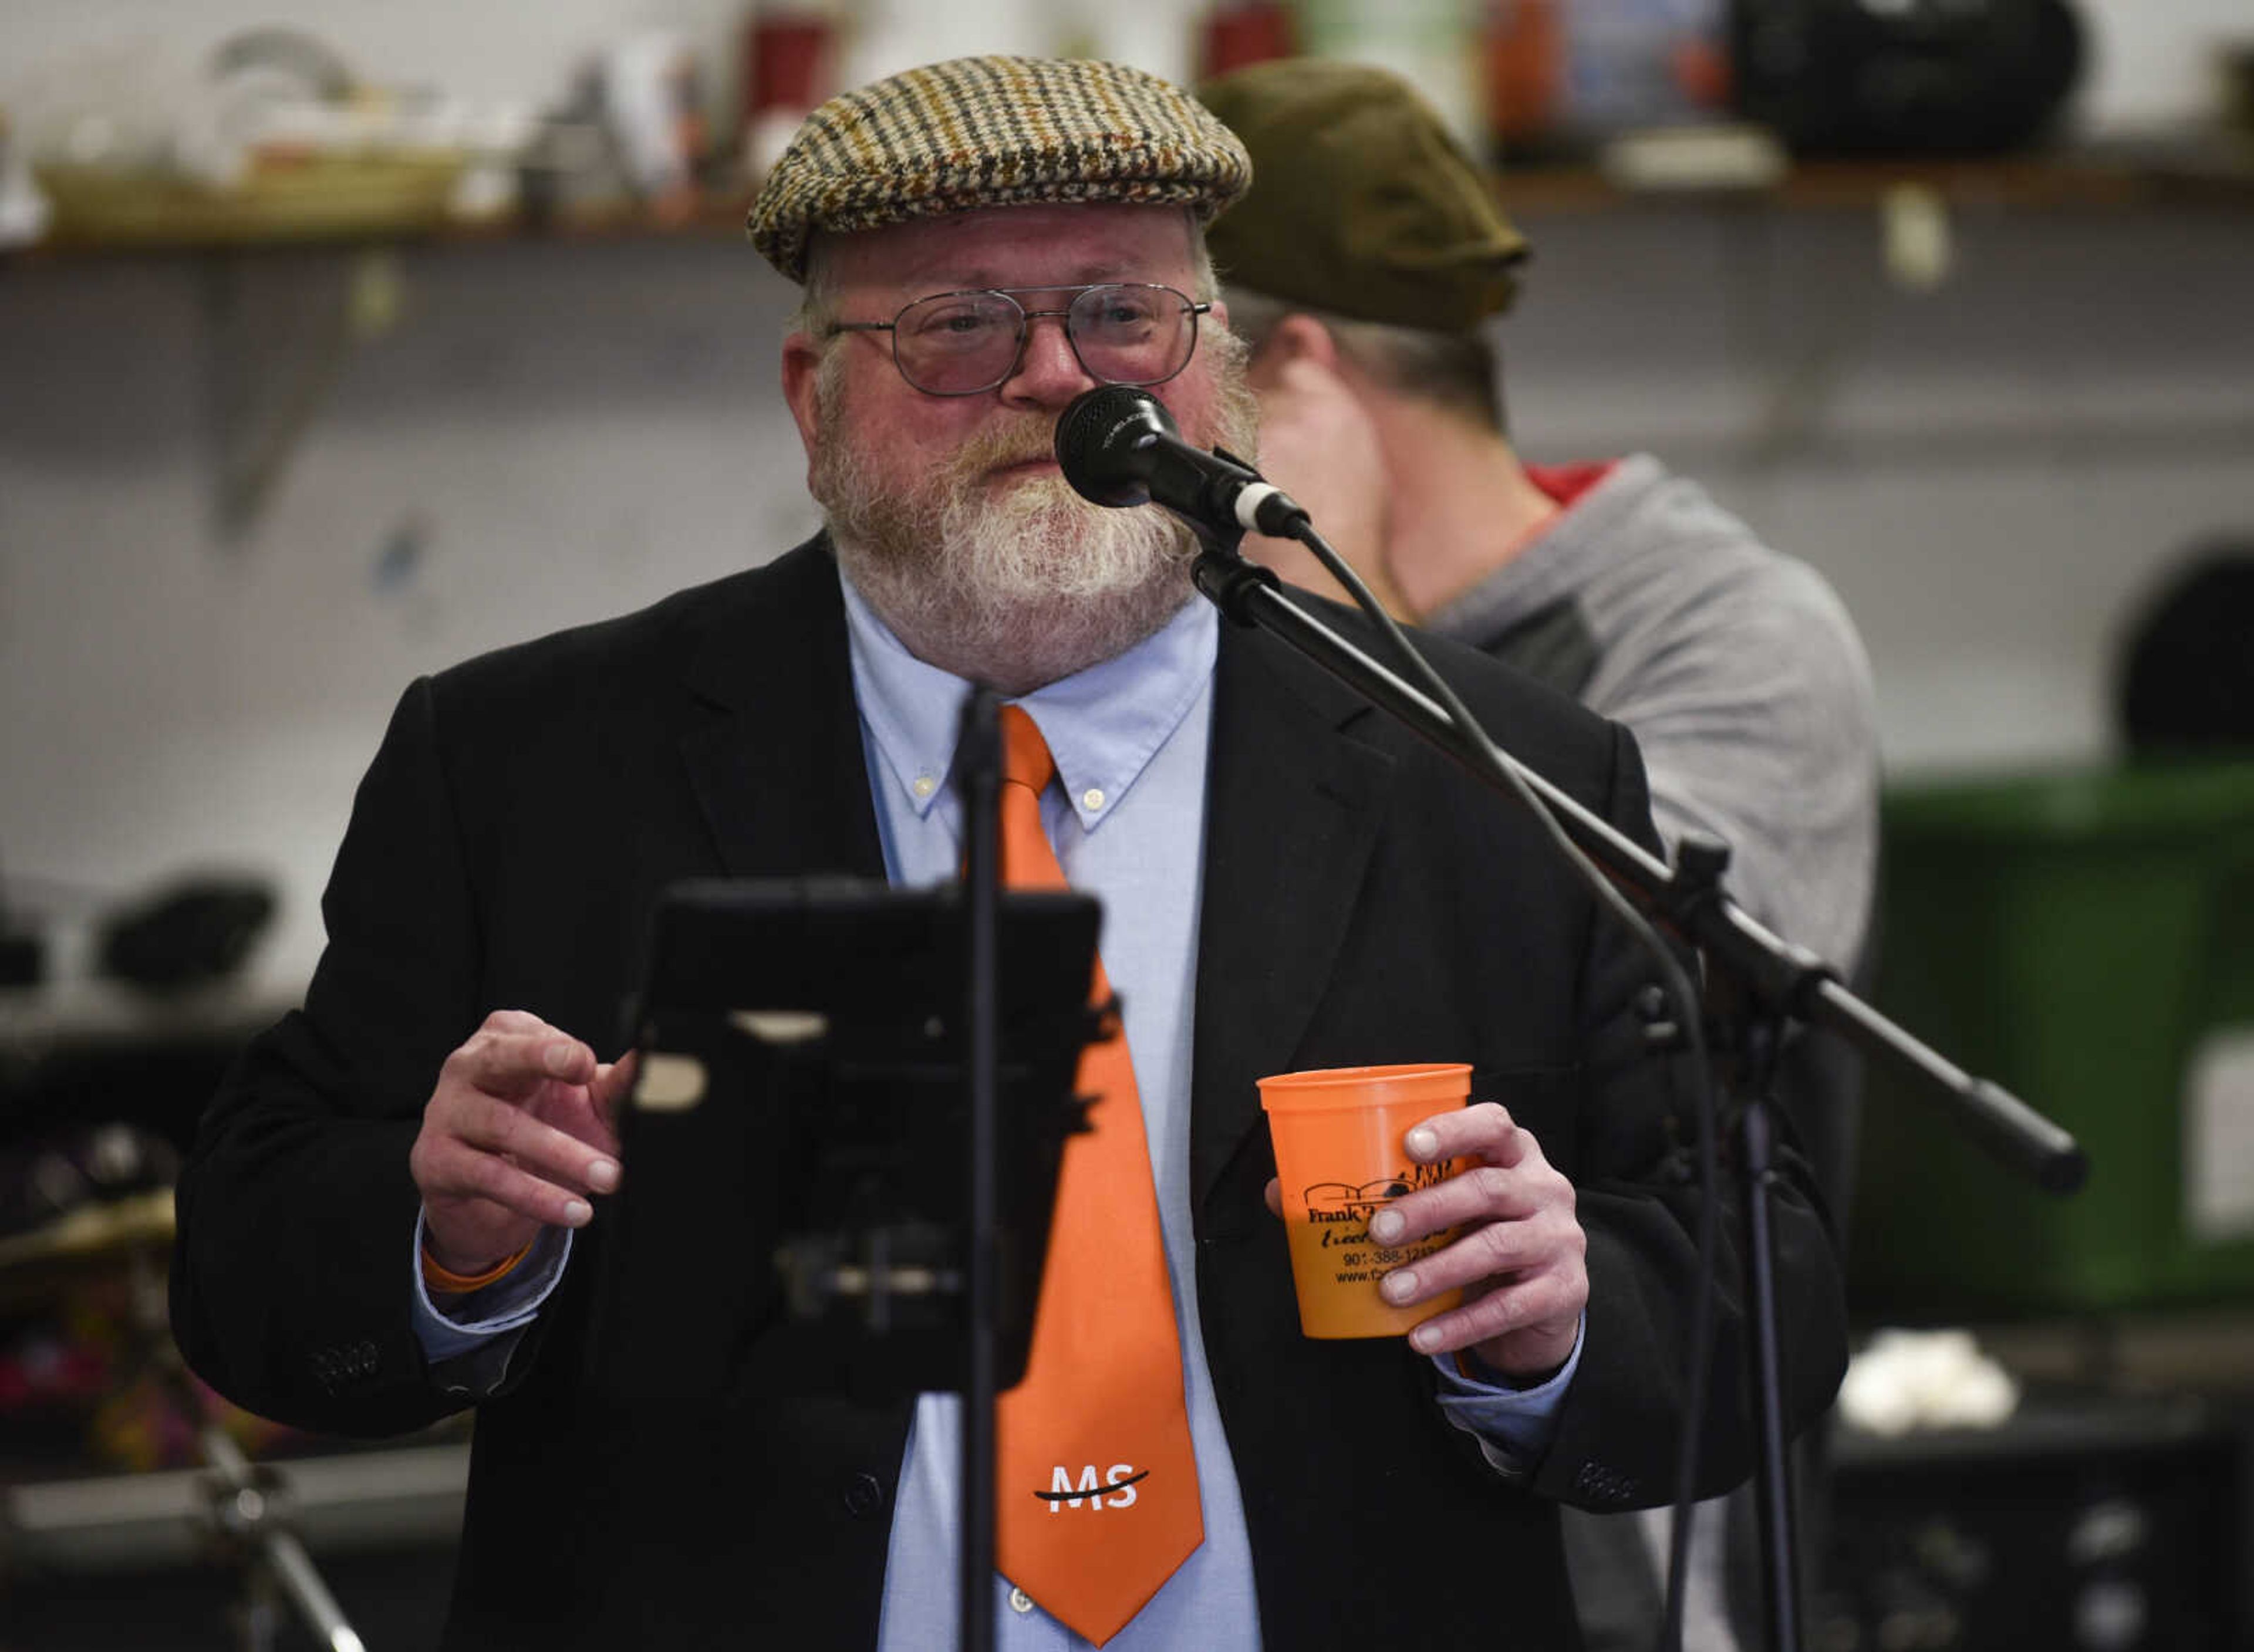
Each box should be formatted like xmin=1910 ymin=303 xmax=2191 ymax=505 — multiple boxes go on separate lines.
xmin=0 ymin=1185 xmax=374 ymax=1650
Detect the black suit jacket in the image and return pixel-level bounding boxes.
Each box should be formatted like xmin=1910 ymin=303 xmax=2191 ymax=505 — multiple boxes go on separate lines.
xmin=173 ymin=540 xmax=1846 ymax=1649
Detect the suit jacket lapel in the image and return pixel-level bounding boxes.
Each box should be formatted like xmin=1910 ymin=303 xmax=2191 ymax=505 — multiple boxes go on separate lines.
xmin=676 ymin=537 xmax=886 ymax=882
xmin=1189 ymin=613 xmax=1396 ymax=1215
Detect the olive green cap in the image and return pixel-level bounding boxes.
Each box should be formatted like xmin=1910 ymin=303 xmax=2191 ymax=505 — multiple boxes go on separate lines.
xmin=1197 ymin=58 xmax=1529 ymax=330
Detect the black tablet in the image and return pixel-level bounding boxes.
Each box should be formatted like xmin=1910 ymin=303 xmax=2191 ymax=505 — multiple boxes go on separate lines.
xmin=588 ymin=877 xmax=1103 ymax=1404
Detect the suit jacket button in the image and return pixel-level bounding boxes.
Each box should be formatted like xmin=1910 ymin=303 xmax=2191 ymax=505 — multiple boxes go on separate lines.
xmin=842 ymin=1473 xmax=885 ymax=1518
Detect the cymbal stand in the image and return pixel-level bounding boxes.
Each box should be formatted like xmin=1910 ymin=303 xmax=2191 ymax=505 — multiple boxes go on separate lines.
xmin=193 ymin=1420 xmax=365 ymax=1652
xmin=126 ymin=1245 xmax=367 ymax=1652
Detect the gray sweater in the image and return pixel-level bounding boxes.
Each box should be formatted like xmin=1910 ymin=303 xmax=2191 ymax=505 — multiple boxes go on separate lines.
xmin=1427 ymin=452 xmax=1879 ymax=975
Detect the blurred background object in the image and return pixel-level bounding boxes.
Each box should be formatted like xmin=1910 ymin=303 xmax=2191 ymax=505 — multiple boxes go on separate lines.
xmin=0 ymin=857 xmax=45 ymax=991
xmin=1487 ymin=0 xmax=1735 ymax=160
xmin=1850 ymin=757 xmax=2254 ymax=1320
xmin=1294 ymin=0 xmax=1492 ymax=148
xmin=738 ymin=6 xmax=836 ymax=178
xmin=0 ymin=109 xmax=53 ymax=247
xmin=18 ymin=27 xmax=538 ymax=245
xmin=1818 ymin=1389 xmax=2244 ymax=1651
xmin=1201 ymin=2 xmax=1301 ymax=81
xmin=0 ymin=1122 xmax=178 ymax=1248
xmin=586 ymin=29 xmax=709 ymax=222
xmin=95 ymin=876 xmax=275 ymax=996
xmin=1730 ymin=0 xmax=2086 ymax=157
xmin=0 ymin=854 xmax=462 ymax=1647
xmin=2115 ymin=538 xmax=2254 ymax=754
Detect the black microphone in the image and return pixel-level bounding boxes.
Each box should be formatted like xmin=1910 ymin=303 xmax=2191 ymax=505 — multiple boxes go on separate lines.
xmin=1054 ymin=386 xmax=1311 ymax=539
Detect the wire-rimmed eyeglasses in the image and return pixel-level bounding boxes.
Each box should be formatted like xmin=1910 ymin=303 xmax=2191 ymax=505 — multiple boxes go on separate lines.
xmin=825 ymin=283 xmax=1211 ymax=397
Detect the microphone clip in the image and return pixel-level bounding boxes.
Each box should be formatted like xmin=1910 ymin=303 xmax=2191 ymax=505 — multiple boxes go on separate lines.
xmin=1190 ymin=540 xmax=1283 ymax=625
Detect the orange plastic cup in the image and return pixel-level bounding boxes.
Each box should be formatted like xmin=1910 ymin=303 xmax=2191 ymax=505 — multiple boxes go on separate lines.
xmin=1257 ymin=1063 xmax=1472 ymax=1339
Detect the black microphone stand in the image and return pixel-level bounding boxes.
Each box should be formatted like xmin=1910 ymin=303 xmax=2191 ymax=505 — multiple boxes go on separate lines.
xmin=1186 ymin=535 xmax=2087 ymax=1652
xmin=957 ymin=685 xmax=1004 ymax=1652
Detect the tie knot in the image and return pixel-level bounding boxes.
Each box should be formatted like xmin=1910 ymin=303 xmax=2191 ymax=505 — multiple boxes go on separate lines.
xmin=998 ymin=704 xmax=1057 ymax=797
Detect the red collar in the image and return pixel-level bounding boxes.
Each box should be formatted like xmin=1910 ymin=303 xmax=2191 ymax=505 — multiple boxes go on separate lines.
xmin=1523 ymin=460 xmax=1617 ymax=510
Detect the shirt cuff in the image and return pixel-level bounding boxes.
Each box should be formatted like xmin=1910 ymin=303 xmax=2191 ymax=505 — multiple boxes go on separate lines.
xmin=1429 ymin=1313 xmax=1587 ymax=1479
xmin=409 ymin=1211 xmax=573 ymax=1364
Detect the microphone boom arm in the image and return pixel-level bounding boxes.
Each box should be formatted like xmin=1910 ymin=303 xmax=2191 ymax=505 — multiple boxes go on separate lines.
xmin=1189 ymin=542 xmax=2087 ymax=1194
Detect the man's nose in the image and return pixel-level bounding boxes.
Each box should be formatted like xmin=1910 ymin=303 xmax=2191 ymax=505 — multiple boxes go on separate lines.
xmin=998 ymin=312 xmax=1096 ymax=408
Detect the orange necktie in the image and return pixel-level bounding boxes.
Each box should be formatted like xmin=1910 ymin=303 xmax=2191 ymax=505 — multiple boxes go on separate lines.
xmin=991 ymin=705 xmax=1203 ymax=1645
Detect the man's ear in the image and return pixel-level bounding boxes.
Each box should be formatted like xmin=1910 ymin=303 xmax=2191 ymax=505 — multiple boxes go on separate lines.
xmin=1249 ymin=312 xmax=1341 ymax=385
xmin=781 ymin=332 xmax=826 ymax=458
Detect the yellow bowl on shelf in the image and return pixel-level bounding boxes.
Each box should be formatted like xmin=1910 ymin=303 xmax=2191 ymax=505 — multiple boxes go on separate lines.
xmin=35 ymin=151 xmax=468 ymax=248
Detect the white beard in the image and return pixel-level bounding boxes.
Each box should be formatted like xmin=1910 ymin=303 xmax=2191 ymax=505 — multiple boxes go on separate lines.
xmin=808 ymin=344 xmax=1258 ymax=694
xmin=823 ymin=456 xmax=1197 ymax=695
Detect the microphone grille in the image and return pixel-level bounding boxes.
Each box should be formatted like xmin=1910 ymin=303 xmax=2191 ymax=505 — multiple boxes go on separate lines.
xmin=1054 ymin=386 xmax=1172 ymax=508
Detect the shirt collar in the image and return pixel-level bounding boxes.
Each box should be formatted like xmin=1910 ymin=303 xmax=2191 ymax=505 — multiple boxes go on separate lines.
xmin=839 ymin=565 xmax=1217 ymax=835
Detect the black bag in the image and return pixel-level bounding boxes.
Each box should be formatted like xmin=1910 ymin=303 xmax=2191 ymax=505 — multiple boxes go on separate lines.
xmin=1730 ymin=0 xmax=2084 ymax=155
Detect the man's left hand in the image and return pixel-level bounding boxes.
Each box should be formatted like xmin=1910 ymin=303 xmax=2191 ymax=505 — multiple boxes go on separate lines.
xmin=1356 ymin=1102 xmax=1589 ymax=1379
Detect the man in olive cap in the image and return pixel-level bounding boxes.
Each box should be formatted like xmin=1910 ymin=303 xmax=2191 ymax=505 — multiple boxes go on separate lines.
xmin=1200 ymin=55 xmax=1881 ymax=1652
xmin=171 ymin=53 xmax=1847 ymax=1649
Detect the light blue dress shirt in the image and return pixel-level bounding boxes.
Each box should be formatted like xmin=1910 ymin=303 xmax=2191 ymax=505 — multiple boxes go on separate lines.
xmin=410 ymin=563 xmax=1583 ymax=1647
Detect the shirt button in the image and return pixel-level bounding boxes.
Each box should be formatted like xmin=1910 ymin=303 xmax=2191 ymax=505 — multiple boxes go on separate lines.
xmin=1008 ymin=1587 xmax=1035 ymax=1616
xmin=1081 ymin=787 xmax=1105 ymax=812
xmin=912 ymin=775 xmax=937 ymax=799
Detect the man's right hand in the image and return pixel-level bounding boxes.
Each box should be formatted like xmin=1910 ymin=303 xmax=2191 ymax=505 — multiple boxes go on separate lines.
xmin=408 ymin=1010 xmax=637 ymax=1277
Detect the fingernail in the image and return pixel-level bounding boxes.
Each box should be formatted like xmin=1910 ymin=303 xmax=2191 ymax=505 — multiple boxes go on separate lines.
xmin=1405 ymin=1126 xmax=1439 ymax=1159
xmin=1382 ymin=1269 xmax=1418 ymax=1304
xmin=1369 ymin=1210 xmax=1403 ymax=1243
xmin=586 ymin=1159 xmax=620 ymax=1194
xmin=1410 ymin=1324 xmax=1441 ymax=1352
xmin=563 ymin=1199 xmax=592 ymax=1226
xmin=544 ymin=1042 xmax=576 ymax=1075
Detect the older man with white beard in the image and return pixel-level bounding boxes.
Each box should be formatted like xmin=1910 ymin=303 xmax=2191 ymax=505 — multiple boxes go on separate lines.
xmin=796 ymin=201 xmax=1263 ymax=693
xmin=170 ymin=56 xmax=1848 ymax=1652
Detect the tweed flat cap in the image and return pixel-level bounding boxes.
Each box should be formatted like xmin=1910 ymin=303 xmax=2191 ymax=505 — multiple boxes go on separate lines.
xmin=748 ymin=56 xmax=1253 ymax=283
xmin=1199 ymin=59 xmax=1530 ymax=330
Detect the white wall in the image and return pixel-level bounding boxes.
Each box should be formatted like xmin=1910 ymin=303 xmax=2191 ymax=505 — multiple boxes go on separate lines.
xmin=2076 ymin=0 xmax=2254 ymax=131
xmin=0 ymin=240 xmax=816 ymax=992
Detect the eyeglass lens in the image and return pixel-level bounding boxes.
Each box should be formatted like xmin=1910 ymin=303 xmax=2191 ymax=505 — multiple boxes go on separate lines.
xmin=890 ymin=285 xmax=1195 ymax=395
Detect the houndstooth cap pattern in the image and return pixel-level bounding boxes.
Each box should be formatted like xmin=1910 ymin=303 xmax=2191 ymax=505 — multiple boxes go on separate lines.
xmin=747 ymin=56 xmax=1253 ymax=283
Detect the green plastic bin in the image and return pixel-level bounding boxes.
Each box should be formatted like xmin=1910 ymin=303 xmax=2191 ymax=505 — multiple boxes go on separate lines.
xmin=1848 ymin=760 xmax=2254 ymax=1319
